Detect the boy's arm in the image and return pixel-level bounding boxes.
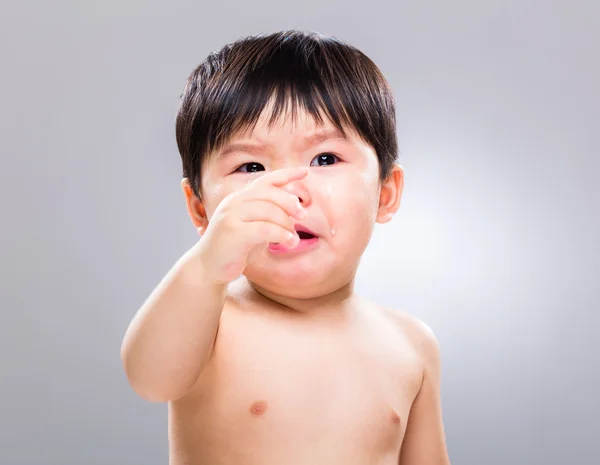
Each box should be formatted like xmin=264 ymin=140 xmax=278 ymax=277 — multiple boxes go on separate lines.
xmin=120 ymin=242 xmax=228 ymax=403
xmin=398 ymin=320 xmax=451 ymax=465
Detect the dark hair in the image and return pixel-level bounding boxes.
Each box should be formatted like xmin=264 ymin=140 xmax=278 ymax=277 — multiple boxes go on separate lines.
xmin=175 ymin=30 xmax=398 ymax=199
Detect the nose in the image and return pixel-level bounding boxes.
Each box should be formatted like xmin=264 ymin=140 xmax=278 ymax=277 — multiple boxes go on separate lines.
xmin=282 ymin=177 xmax=312 ymax=207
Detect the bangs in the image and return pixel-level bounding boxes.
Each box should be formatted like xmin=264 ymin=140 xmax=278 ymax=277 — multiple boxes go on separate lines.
xmin=206 ymin=76 xmax=353 ymax=155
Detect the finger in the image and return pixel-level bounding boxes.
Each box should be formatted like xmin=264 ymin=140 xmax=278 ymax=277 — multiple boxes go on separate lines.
xmin=238 ymin=200 xmax=296 ymax=235
xmin=247 ymin=221 xmax=300 ymax=247
xmin=254 ymin=166 xmax=309 ymax=188
xmin=242 ymin=185 xmax=307 ymax=220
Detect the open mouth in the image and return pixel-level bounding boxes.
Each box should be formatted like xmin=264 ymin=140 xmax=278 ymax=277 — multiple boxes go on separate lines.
xmin=297 ymin=231 xmax=316 ymax=240
xmin=294 ymin=224 xmax=318 ymax=239
xmin=268 ymin=224 xmax=320 ymax=254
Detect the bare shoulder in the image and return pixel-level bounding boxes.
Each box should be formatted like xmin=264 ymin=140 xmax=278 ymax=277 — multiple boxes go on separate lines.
xmin=376 ymin=307 xmax=450 ymax=465
xmin=378 ymin=305 xmax=441 ymax=366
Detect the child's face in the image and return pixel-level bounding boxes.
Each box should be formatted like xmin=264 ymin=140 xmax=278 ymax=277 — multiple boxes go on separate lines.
xmin=191 ymin=103 xmax=403 ymax=298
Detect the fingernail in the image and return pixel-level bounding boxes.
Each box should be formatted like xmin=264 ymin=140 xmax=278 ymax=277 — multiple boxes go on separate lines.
xmin=288 ymin=232 xmax=299 ymax=244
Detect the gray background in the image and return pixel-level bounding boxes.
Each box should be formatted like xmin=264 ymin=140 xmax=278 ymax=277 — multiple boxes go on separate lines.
xmin=1 ymin=0 xmax=598 ymax=464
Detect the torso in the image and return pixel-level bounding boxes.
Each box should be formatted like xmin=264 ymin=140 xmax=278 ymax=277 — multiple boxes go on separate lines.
xmin=168 ymin=289 xmax=423 ymax=465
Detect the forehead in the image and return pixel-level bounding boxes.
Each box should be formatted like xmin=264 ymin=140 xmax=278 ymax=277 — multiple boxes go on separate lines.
xmin=224 ymin=101 xmax=360 ymax=151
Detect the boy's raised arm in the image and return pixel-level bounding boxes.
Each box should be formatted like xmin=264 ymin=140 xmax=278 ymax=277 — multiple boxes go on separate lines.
xmin=120 ymin=167 xmax=309 ymax=403
xmin=120 ymin=243 xmax=228 ymax=403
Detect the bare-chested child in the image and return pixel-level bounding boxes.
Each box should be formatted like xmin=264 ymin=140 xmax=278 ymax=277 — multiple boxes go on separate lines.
xmin=121 ymin=30 xmax=451 ymax=465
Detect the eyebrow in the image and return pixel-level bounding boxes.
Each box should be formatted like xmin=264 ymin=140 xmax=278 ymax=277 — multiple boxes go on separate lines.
xmin=216 ymin=128 xmax=348 ymax=160
xmin=302 ymin=128 xmax=348 ymax=147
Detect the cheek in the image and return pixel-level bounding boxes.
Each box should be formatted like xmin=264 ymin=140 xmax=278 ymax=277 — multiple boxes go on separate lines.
xmin=331 ymin=176 xmax=379 ymax=235
xmin=203 ymin=184 xmax=228 ymax=220
xmin=344 ymin=171 xmax=379 ymax=208
xmin=203 ymin=174 xmax=258 ymax=219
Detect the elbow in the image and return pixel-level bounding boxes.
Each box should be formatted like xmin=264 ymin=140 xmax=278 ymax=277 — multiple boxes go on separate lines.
xmin=120 ymin=342 xmax=191 ymax=403
xmin=129 ymin=383 xmax=176 ymax=404
xmin=121 ymin=357 xmax=175 ymax=403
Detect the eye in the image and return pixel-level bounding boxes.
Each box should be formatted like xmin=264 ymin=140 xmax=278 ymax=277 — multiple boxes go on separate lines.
xmin=311 ymin=153 xmax=340 ymax=167
xmin=234 ymin=162 xmax=265 ymax=173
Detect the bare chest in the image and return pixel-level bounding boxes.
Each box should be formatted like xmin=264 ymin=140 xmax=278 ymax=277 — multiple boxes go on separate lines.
xmin=171 ymin=307 xmax=422 ymax=463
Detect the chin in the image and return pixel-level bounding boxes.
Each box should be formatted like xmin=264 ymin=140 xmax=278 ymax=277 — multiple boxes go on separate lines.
xmin=243 ymin=260 xmax=347 ymax=300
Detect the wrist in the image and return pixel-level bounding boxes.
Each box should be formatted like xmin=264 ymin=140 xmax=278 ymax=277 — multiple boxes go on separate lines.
xmin=185 ymin=240 xmax=230 ymax=289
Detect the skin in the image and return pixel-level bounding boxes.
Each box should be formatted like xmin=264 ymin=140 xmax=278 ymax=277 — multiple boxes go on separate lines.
xmin=173 ymin=103 xmax=451 ymax=465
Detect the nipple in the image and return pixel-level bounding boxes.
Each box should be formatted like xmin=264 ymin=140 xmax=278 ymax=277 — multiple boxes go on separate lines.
xmin=249 ymin=400 xmax=268 ymax=416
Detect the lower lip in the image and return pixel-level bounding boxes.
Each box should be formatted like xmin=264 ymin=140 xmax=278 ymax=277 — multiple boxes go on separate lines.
xmin=268 ymin=237 xmax=319 ymax=255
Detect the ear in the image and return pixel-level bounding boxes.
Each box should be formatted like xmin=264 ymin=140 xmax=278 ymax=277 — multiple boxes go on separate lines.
xmin=181 ymin=178 xmax=209 ymax=235
xmin=376 ymin=164 xmax=404 ymax=224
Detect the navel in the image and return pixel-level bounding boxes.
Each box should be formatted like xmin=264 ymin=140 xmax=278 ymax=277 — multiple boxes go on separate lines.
xmin=249 ymin=400 xmax=268 ymax=416
xmin=390 ymin=409 xmax=401 ymax=426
